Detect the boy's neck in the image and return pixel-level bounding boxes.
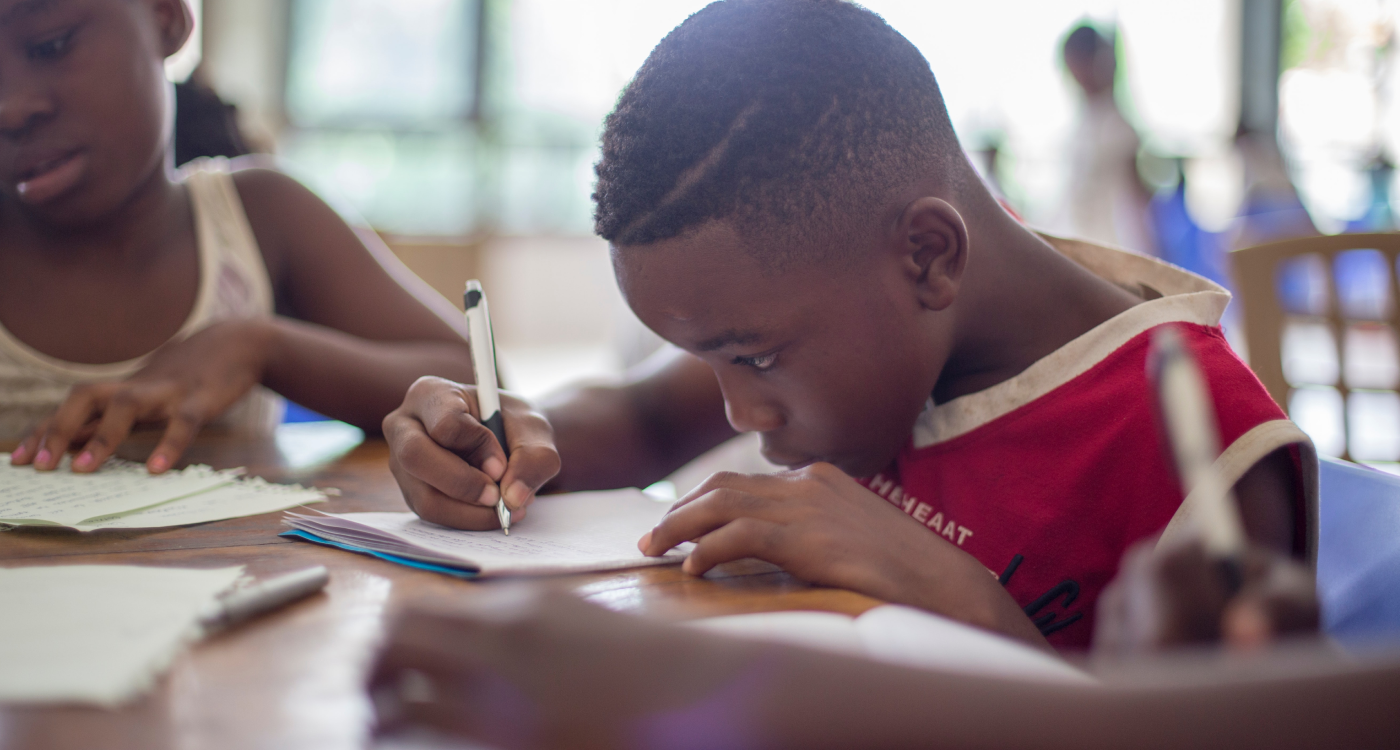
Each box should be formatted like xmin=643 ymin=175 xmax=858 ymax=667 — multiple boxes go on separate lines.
xmin=932 ymin=206 xmax=1141 ymax=405
xmin=1 ymin=160 xmax=189 ymax=269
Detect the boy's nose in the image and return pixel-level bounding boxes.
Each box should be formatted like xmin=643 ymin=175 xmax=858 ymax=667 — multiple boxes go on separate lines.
xmin=720 ymin=383 xmax=785 ymax=434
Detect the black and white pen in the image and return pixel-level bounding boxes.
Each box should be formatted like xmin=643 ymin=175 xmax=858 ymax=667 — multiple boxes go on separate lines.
xmin=200 ymin=566 xmax=330 ymax=634
xmin=464 ymin=280 xmax=511 ymax=535
xmin=1150 ymin=325 xmax=1246 ymax=586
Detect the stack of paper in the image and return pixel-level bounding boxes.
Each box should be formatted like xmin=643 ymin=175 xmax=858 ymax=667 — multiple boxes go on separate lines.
xmin=689 ymin=606 xmax=1094 ymax=683
xmin=285 ymin=489 xmax=689 ymax=577
xmin=0 ymin=454 xmax=330 ymax=530
xmin=0 ymin=565 xmax=244 ymax=705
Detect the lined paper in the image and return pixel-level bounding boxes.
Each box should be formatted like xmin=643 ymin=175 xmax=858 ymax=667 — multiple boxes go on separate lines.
xmin=0 ymin=455 xmax=237 ymax=526
xmin=0 ymin=454 xmax=329 ymax=530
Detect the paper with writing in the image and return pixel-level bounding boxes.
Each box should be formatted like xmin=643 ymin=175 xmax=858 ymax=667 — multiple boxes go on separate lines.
xmin=75 ymin=478 xmax=328 ymax=530
xmin=0 ymin=454 xmax=237 ymax=526
xmin=286 ymin=488 xmax=689 ymax=576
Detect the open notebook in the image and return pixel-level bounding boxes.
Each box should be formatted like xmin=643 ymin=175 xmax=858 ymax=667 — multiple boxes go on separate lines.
xmin=0 ymin=453 xmax=330 ymax=530
xmin=689 ymin=606 xmax=1094 ymax=683
xmin=284 ymin=488 xmax=689 ymax=577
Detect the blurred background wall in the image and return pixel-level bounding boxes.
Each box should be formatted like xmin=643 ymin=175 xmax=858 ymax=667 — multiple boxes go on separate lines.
xmin=174 ymin=0 xmax=1398 ymax=439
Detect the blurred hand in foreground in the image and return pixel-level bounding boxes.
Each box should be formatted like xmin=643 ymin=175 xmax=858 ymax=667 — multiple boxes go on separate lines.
xmin=369 ymin=587 xmax=766 ymax=750
xmin=1093 ymin=537 xmax=1319 ymax=656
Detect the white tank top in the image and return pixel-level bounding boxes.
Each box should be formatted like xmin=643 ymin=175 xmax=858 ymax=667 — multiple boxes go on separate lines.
xmin=0 ymin=158 xmax=284 ymax=440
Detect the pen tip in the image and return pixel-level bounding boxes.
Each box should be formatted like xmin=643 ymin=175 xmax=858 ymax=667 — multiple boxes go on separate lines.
xmin=503 ymin=528 xmax=509 ymax=535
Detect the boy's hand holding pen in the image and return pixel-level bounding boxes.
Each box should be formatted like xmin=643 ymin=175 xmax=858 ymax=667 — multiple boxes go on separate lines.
xmin=382 ymin=282 xmax=561 ymax=532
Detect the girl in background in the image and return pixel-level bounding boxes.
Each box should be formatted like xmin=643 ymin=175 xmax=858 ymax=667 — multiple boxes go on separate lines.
xmin=2 ymin=0 xmax=474 ymax=473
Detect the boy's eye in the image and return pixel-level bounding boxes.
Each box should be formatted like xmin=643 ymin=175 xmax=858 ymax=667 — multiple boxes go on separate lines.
xmin=732 ymin=352 xmax=778 ymax=371
xmin=28 ymin=29 xmax=75 ymax=61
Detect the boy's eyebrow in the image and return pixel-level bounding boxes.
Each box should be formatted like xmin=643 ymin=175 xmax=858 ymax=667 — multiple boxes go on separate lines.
xmin=1 ymin=0 xmax=62 ymax=25
xmin=695 ymin=330 xmax=765 ymax=352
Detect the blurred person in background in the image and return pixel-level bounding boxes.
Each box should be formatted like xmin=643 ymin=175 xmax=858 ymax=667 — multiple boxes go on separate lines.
xmin=1229 ymin=128 xmax=1321 ymax=251
xmin=1061 ymin=23 xmax=1158 ymax=257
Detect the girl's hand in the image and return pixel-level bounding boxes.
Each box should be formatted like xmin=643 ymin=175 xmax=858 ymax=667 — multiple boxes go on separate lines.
xmin=10 ymin=319 xmax=275 ymax=474
xmin=1093 ymin=537 xmax=1320 ymax=655
xmin=640 ymin=464 xmax=1050 ymax=648
xmin=383 ymin=377 xmax=561 ymax=531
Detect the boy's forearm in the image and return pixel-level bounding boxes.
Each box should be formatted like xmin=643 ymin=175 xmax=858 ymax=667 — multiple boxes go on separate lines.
xmin=540 ymin=350 xmax=735 ymax=493
xmin=540 ymin=383 xmax=680 ymax=491
xmin=540 ymin=381 xmax=733 ymax=492
xmin=259 ymin=316 xmax=474 ymax=432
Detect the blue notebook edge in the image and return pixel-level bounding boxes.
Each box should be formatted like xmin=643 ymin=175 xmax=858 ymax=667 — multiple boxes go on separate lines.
xmin=280 ymin=529 xmax=479 ymax=578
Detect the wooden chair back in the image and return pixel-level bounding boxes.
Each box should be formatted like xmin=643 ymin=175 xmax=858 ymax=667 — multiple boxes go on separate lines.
xmin=1230 ymin=232 xmax=1400 ymax=461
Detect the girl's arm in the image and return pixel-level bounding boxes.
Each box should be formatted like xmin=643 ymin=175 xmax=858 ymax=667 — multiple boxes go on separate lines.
xmin=233 ymin=163 xmax=475 ymax=430
xmin=12 ymin=164 xmax=476 ymax=474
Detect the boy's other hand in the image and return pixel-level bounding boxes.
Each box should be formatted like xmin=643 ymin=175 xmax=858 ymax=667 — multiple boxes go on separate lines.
xmin=1093 ymin=537 xmax=1320 ymax=656
xmin=10 ymin=319 xmax=274 ymax=475
xmin=639 ymin=464 xmax=1050 ymax=647
xmin=639 ymin=464 xmax=914 ymax=588
xmin=384 ymin=376 xmax=560 ymax=530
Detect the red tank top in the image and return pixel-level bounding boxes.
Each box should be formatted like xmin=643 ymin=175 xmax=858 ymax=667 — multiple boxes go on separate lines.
xmin=855 ymin=237 xmax=1318 ymax=651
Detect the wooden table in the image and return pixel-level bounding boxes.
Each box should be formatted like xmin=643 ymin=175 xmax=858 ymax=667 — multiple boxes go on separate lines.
xmin=0 ymin=428 xmax=877 ymax=750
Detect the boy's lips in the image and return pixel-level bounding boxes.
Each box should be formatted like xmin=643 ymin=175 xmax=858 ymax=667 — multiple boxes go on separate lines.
xmin=759 ymin=445 xmax=819 ymax=470
xmin=14 ymin=150 xmax=88 ymax=205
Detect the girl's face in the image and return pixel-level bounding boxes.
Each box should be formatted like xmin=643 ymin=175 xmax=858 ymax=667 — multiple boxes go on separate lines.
xmin=0 ymin=0 xmax=189 ymax=227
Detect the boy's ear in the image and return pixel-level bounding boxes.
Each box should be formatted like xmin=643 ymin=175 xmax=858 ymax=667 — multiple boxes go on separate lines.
xmin=895 ymin=197 xmax=969 ymax=312
xmin=147 ymin=0 xmax=194 ymax=59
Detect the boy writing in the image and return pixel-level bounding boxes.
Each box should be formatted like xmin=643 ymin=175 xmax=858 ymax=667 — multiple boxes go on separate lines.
xmin=382 ymin=0 xmax=1315 ymax=651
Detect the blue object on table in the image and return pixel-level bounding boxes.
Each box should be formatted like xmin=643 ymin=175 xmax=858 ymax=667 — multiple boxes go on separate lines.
xmin=1317 ymin=457 xmax=1400 ymax=643
xmin=279 ymin=530 xmax=478 ymax=578
xmin=282 ymin=402 xmax=331 ymax=424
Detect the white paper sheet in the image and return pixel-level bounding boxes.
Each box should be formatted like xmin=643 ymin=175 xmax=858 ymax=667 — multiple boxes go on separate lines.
xmin=689 ymin=605 xmax=1094 ymax=683
xmin=75 ymin=478 xmax=329 ymax=530
xmin=286 ymin=488 xmax=689 ymax=576
xmin=688 ymin=610 xmax=867 ymax=656
xmin=0 ymin=565 xmax=244 ymax=706
xmin=0 ymin=454 xmax=238 ymax=526
xmin=0 ymin=454 xmax=330 ymax=530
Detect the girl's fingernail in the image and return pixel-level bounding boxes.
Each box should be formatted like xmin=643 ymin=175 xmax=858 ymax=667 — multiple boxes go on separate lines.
xmin=35 ymin=449 xmax=51 ymax=467
xmin=476 ymin=484 xmax=499 ymax=507
xmin=74 ymin=452 xmax=94 ymax=470
xmin=11 ymin=445 xmax=28 ymax=462
xmin=482 ymin=456 xmax=506 ymax=480
xmin=637 ymin=531 xmax=653 ymax=553
xmin=148 ymin=455 xmax=170 ymax=473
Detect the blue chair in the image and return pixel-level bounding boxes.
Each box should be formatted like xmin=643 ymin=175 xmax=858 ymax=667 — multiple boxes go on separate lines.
xmin=1318 ymin=456 xmax=1400 ymax=642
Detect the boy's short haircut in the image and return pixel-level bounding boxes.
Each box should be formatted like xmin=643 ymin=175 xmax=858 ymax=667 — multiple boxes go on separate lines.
xmin=593 ymin=0 xmax=964 ymax=262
